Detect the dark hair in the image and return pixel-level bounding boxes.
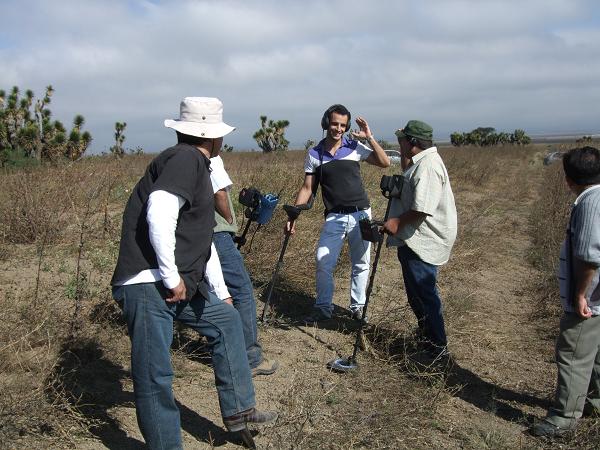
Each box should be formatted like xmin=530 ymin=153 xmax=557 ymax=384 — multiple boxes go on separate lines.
xmin=563 ymin=146 xmax=600 ymax=185
xmin=414 ymin=138 xmax=433 ymax=150
xmin=176 ymin=131 xmax=208 ymax=146
xmin=321 ymin=104 xmax=351 ymax=131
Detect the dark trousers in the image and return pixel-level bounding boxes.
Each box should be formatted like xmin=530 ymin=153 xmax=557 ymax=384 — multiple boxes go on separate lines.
xmin=397 ymin=245 xmax=448 ymax=347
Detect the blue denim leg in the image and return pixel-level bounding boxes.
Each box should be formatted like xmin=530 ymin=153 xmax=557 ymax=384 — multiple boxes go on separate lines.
xmin=347 ymin=209 xmax=371 ymax=311
xmin=397 ymin=245 xmax=447 ymax=347
xmin=213 ymin=231 xmax=262 ymax=369
xmin=174 ymin=287 xmax=256 ymax=418
xmin=315 ymin=213 xmax=347 ymax=316
xmin=113 ymin=282 xmax=182 ymax=450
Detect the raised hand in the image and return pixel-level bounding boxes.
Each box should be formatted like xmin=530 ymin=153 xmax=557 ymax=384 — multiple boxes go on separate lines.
xmin=351 ymin=116 xmax=373 ymax=140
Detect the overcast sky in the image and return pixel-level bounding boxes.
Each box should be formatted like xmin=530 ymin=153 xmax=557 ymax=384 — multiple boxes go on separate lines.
xmin=1 ymin=0 xmax=599 ymax=153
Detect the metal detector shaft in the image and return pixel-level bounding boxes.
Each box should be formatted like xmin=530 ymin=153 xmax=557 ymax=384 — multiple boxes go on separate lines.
xmin=235 ymin=216 xmax=253 ymax=249
xmin=348 ymin=196 xmax=393 ymax=362
xmin=260 ymin=229 xmax=292 ymax=322
xmin=260 ymin=201 xmax=312 ymax=322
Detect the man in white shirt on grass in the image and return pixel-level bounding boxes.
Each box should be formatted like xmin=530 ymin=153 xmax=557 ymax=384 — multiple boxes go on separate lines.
xmin=383 ymin=119 xmax=457 ymax=362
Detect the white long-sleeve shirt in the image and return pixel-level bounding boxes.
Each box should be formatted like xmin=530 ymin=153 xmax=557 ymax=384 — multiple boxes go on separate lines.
xmin=118 ymin=190 xmax=184 ymax=288
xmin=203 ymin=155 xmax=234 ymax=300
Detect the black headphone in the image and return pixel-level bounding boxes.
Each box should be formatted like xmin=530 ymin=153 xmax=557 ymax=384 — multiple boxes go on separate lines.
xmin=406 ymin=135 xmax=418 ymax=146
xmin=321 ymin=104 xmax=351 ymax=132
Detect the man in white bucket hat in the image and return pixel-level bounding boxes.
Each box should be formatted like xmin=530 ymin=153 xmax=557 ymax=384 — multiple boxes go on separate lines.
xmin=112 ymin=97 xmax=277 ymax=449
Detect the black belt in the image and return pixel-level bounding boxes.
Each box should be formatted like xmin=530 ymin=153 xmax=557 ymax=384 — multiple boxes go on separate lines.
xmin=326 ymin=205 xmax=368 ymax=215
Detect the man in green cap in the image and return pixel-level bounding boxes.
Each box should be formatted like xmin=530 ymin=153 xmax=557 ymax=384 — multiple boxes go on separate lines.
xmin=383 ymin=120 xmax=457 ymax=360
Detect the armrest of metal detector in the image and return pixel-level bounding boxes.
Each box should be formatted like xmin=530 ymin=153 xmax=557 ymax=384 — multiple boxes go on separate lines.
xmin=283 ymin=203 xmax=308 ymax=222
xmin=359 ymin=217 xmax=384 ymax=243
xmin=283 ymin=195 xmax=313 ymax=222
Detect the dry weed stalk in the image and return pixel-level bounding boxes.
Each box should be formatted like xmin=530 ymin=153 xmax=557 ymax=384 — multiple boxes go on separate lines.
xmin=65 ymin=167 xmax=108 ymax=339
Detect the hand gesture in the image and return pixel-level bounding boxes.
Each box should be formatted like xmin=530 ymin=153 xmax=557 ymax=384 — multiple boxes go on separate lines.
xmin=351 ymin=116 xmax=373 ymax=140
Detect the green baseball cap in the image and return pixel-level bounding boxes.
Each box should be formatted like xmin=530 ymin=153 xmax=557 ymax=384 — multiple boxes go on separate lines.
xmin=395 ymin=120 xmax=433 ymax=141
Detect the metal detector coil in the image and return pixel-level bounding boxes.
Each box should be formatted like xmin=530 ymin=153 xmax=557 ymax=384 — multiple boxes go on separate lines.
xmin=327 ymin=356 xmax=357 ymax=373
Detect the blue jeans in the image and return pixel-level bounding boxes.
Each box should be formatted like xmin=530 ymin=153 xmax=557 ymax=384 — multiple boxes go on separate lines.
xmin=397 ymin=245 xmax=447 ymax=347
xmin=213 ymin=231 xmax=262 ymax=368
xmin=113 ymin=282 xmax=255 ymax=450
xmin=315 ymin=210 xmax=371 ymax=316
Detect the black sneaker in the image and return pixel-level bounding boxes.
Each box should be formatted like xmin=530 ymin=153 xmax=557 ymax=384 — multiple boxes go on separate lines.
xmin=302 ymin=309 xmax=331 ymax=324
xmin=531 ymin=418 xmax=576 ymax=437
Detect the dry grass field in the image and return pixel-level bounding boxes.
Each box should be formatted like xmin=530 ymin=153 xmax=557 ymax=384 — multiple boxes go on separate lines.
xmin=0 ymin=143 xmax=598 ymax=449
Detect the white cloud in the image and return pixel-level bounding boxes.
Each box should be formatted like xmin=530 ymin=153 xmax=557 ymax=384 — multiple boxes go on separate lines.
xmin=0 ymin=0 xmax=599 ymax=152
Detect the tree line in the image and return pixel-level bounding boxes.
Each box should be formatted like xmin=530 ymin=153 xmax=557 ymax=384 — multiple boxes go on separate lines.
xmin=450 ymin=127 xmax=531 ymax=147
xmin=1 ymin=86 xmax=537 ymax=162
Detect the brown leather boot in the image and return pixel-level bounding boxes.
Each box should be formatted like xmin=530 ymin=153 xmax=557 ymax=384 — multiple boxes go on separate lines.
xmin=223 ymin=408 xmax=278 ymax=432
xmin=223 ymin=408 xmax=278 ymax=449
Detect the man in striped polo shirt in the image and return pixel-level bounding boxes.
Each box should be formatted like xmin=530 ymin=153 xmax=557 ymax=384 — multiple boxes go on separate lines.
xmin=533 ymin=146 xmax=600 ymax=437
xmin=287 ymin=104 xmax=390 ymax=323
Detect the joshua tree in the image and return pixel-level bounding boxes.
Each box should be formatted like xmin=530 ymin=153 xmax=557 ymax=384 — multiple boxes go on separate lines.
xmin=0 ymin=85 xmax=92 ymax=162
xmin=510 ymin=129 xmax=531 ymax=145
xmin=576 ymin=136 xmax=593 ymax=145
xmin=450 ymin=132 xmax=465 ymax=147
xmin=253 ymin=115 xmax=290 ymax=153
xmin=110 ymin=121 xmax=127 ymax=157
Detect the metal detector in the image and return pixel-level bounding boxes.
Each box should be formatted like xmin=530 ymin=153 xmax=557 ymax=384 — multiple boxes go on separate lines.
xmin=327 ymin=174 xmax=404 ymax=373
xmin=233 ymin=187 xmax=279 ymax=249
xmin=260 ymin=197 xmax=314 ymax=323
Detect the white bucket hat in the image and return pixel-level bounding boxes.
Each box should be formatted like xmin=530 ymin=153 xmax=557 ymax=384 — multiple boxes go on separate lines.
xmin=164 ymin=97 xmax=235 ymax=138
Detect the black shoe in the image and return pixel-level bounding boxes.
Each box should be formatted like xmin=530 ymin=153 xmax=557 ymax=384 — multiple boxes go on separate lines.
xmin=531 ymin=418 xmax=576 ymax=437
xmin=302 ymin=309 xmax=331 ymax=324
xmin=583 ymin=401 xmax=599 ymax=417
xmin=409 ymin=344 xmax=452 ymax=372
xmin=425 ymin=344 xmax=450 ymax=360
xmin=223 ymin=408 xmax=278 ymax=432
